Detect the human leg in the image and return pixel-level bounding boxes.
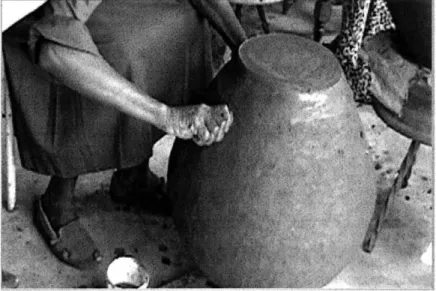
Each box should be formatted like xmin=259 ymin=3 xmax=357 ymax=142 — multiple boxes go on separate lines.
xmin=40 ymin=176 xmax=78 ymax=230
xmin=109 ymin=158 xmax=171 ymax=216
xmin=35 ymin=176 xmax=102 ymax=269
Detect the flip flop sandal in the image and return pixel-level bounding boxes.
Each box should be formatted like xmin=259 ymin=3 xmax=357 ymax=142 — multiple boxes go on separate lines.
xmin=109 ymin=168 xmax=171 ymax=215
xmin=33 ymin=197 xmax=102 ymax=270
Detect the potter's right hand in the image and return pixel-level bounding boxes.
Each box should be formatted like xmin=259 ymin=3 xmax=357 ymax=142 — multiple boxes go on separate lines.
xmin=165 ymin=104 xmax=233 ymax=146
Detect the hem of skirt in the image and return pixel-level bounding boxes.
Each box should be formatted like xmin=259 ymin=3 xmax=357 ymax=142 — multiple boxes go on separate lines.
xmin=19 ymin=157 xmax=150 ymax=178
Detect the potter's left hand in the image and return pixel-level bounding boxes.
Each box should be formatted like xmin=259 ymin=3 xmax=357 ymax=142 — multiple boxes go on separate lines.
xmin=165 ymin=104 xmax=233 ymax=146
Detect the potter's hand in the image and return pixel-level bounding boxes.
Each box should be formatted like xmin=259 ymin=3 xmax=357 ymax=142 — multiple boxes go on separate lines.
xmin=166 ymin=104 xmax=233 ymax=146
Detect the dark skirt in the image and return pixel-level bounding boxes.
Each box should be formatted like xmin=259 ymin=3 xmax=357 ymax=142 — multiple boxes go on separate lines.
xmin=3 ymin=0 xmax=213 ymax=177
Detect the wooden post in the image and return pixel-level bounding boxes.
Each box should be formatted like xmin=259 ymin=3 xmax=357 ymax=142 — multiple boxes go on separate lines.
xmin=1 ymin=53 xmax=16 ymax=212
xmin=313 ymin=0 xmax=332 ymax=42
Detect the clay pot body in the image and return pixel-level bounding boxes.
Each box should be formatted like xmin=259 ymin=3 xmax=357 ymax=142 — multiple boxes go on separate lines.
xmin=167 ymin=34 xmax=376 ymax=288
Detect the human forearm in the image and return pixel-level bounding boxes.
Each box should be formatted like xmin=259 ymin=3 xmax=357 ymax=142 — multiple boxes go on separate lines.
xmin=189 ymin=0 xmax=247 ymax=51
xmin=38 ymin=41 xmax=169 ymax=130
xmin=37 ymin=41 xmax=233 ymax=146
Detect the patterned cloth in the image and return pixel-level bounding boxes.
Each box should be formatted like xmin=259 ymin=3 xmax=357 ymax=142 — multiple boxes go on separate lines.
xmin=334 ymin=0 xmax=395 ymax=103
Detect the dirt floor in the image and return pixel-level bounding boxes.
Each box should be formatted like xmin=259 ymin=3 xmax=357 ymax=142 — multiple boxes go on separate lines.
xmin=1 ymin=0 xmax=433 ymax=288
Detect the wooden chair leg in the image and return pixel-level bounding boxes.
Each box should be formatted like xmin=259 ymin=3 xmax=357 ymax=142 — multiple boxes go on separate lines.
xmin=235 ymin=4 xmax=243 ymax=23
xmin=256 ymin=5 xmax=270 ymax=33
xmin=313 ymin=0 xmax=332 ymax=42
xmin=400 ymin=141 xmax=420 ymax=188
xmin=362 ymin=140 xmax=421 ymax=253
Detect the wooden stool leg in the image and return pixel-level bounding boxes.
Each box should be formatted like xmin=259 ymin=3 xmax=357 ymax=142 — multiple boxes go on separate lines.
xmin=282 ymin=0 xmax=294 ymax=14
xmin=256 ymin=5 xmax=270 ymax=33
xmin=235 ymin=4 xmax=243 ymax=23
xmin=313 ymin=0 xmax=332 ymax=42
xmin=400 ymin=141 xmax=420 ymax=188
xmin=362 ymin=140 xmax=421 ymax=253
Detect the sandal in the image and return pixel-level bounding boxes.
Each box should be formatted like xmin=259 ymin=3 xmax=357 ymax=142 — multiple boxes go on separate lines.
xmin=33 ymin=197 xmax=102 ymax=270
xmin=109 ymin=166 xmax=172 ymax=216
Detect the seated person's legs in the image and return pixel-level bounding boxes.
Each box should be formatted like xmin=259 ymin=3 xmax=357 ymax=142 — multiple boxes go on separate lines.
xmin=4 ymin=0 xmax=237 ymax=271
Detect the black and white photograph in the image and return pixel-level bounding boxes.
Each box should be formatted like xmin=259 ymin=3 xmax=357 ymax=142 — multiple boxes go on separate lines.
xmin=1 ymin=0 xmax=433 ymax=288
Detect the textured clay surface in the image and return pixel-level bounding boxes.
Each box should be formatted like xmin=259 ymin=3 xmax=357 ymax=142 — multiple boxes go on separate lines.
xmin=168 ymin=34 xmax=377 ymax=288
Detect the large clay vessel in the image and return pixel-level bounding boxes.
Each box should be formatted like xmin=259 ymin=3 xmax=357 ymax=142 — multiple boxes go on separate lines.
xmin=167 ymin=34 xmax=376 ymax=288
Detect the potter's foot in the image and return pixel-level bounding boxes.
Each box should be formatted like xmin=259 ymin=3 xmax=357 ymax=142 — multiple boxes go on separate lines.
xmin=109 ymin=164 xmax=171 ymax=216
xmin=35 ymin=196 xmax=102 ymax=269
